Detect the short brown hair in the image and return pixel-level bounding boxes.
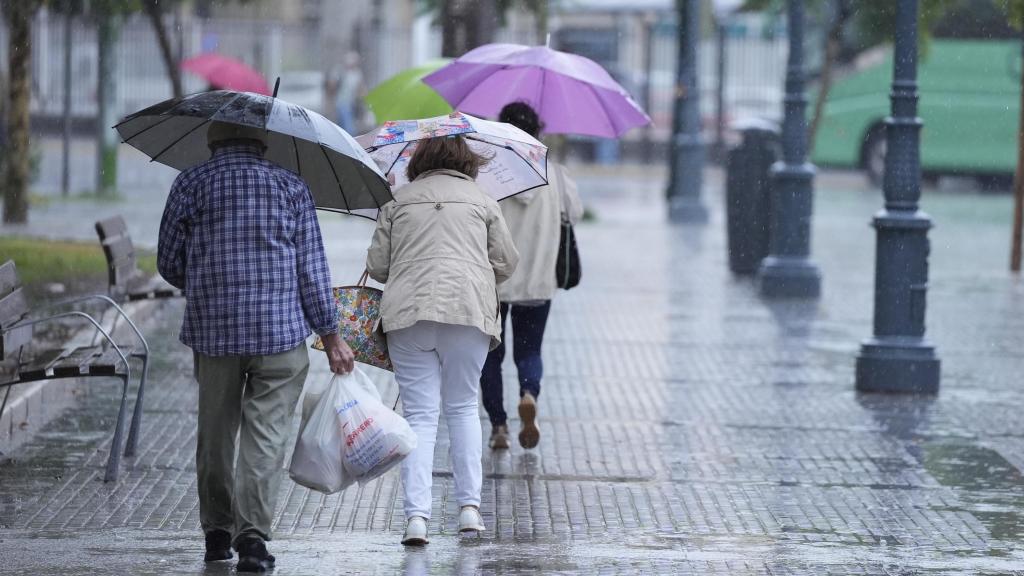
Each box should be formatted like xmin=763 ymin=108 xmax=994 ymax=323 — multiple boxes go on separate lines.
xmin=405 ymin=135 xmax=489 ymax=181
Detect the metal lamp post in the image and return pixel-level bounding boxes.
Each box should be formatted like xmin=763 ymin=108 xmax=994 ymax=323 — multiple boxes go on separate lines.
xmin=667 ymin=0 xmax=709 ymax=223
xmin=758 ymin=0 xmax=822 ymax=298
xmin=855 ymin=0 xmax=940 ymax=393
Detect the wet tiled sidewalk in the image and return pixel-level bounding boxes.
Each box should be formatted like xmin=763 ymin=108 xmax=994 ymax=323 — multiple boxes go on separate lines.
xmin=1 ymin=167 xmax=1024 ymax=575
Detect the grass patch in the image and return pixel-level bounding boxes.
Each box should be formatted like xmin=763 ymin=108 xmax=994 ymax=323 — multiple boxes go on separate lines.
xmin=0 ymin=236 xmax=156 ymax=301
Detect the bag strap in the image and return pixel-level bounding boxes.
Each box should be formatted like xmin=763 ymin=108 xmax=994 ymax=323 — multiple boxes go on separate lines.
xmin=357 ymin=270 xmax=369 ymax=287
xmin=554 ymin=163 xmax=570 ymax=220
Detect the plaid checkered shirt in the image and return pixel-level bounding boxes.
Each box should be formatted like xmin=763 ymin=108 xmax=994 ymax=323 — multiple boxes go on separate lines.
xmin=158 ymin=143 xmax=338 ymax=356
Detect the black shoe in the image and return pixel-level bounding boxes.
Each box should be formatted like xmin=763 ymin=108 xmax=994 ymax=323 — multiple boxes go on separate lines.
xmin=235 ymin=537 xmax=276 ymax=573
xmin=204 ymin=530 xmax=233 ymax=562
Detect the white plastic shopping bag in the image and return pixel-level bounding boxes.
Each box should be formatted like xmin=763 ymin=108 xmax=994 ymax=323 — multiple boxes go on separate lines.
xmin=289 ymin=375 xmax=354 ymax=494
xmin=289 ymin=368 xmax=416 ymax=494
xmin=336 ymin=367 xmax=417 ymax=484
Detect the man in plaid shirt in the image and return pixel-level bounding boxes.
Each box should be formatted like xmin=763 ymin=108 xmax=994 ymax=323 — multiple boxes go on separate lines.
xmin=158 ymin=121 xmax=353 ymax=572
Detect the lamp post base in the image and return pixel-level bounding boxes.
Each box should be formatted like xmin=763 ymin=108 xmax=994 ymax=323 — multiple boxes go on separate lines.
xmin=668 ymin=196 xmax=710 ymax=223
xmin=856 ymin=338 xmax=940 ymax=394
xmin=758 ymin=256 xmax=821 ymax=299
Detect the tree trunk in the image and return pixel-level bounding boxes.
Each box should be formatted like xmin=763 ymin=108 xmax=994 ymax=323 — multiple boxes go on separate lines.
xmin=441 ymin=0 xmax=465 ymax=58
xmin=142 ymin=0 xmax=183 ymax=99
xmin=3 ymin=1 xmax=41 ymax=224
xmin=441 ymin=0 xmax=497 ymax=57
xmin=1011 ymin=35 xmax=1024 ymax=272
xmin=96 ymin=11 xmax=122 ymax=197
xmin=808 ymin=0 xmax=852 ymax=154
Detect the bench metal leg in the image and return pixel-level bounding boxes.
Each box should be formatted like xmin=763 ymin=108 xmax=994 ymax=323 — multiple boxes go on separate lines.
xmin=0 ymin=386 xmax=11 ymax=421
xmin=124 ymin=353 xmax=148 ymax=457
xmin=104 ymin=370 xmax=132 ymax=483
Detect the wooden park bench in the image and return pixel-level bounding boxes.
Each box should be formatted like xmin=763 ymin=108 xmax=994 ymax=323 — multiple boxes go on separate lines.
xmin=95 ymin=215 xmax=183 ymax=302
xmin=0 ymin=260 xmax=149 ymax=482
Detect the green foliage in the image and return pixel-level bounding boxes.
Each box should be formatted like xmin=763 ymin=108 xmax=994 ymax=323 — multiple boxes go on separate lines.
xmin=741 ymin=0 xmax=959 ymax=55
xmin=0 ymin=236 xmax=156 ymax=297
xmin=996 ymin=0 xmax=1024 ymax=28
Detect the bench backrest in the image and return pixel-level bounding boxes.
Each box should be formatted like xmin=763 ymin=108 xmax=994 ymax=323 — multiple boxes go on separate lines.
xmin=0 ymin=260 xmax=32 ymax=362
xmin=95 ymin=215 xmax=141 ymax=297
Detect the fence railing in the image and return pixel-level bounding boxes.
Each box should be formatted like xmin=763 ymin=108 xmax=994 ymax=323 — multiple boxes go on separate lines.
xmin=1 ymin=10 xmax=792 ymax=144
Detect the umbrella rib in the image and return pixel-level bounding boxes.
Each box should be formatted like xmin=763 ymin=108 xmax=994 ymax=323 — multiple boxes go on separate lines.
xmin=119 ymin=113 xmax=179 ymax=144
xmin=383 ymin=142 xmax=412 ymax=176
xmin=148 ymin=118 xmax=212 ymax=164
xmin=292 ymin=136 xmax=302 ymax=174
xmin=114 ymin=93 xmax=191 ymax=129
xmin=318 ymin=143 xmax=352 ymax=213
xmin=360 ymin=164 xmax=385 ymax=209
xmin=148 ymin=92 xmax=246 ymax=164
xmin=464 ymin=135 xmax=549 ymax=184
xmin=582 ymin=82 xmax=620 ymax=137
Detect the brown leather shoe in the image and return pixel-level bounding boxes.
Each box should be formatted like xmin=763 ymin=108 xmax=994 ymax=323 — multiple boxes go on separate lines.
xmin=488 ymin=424 xmax=510 ymax=450
xmin=518 ymin=393 xmax=539 ymax=449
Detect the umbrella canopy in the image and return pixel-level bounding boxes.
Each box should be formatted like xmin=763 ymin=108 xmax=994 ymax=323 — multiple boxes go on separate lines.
xmin=365 ymin=60 xmax=453 ymax=122
xmin=181 ymin=53 xmax=271 ymax=95
xmin=115 ymin=90 xmax=391 ymax=217
xmin=358 ymin=112 xmax=547 ymax=203
xmin=423 ymin=43 xmax=650 ymax=138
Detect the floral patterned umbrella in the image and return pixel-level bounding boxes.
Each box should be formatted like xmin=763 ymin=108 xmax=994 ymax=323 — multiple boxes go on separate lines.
xmin=357 ymin=111 xmax=548 ymax=204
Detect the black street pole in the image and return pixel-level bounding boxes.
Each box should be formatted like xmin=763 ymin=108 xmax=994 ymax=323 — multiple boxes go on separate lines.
xmin=855 ymin=0 xmax=940 ymax=393
xmin=667 ymin=0 xmax=709 ymax=223
xmin=758 ymin=0 xmax=822 ymax=298
xmin=714 ymin=21 xmax=726 ymax=163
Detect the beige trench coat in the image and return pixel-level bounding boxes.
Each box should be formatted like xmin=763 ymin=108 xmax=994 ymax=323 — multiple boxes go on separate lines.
xmin=366 ymin=169 xmax=519 ymax=349
xmin=497 ymin=161 xmax=584 ymax=303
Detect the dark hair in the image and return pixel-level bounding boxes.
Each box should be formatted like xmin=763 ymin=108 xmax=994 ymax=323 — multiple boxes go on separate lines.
xmin=498 ymin=102 xmax=543 ymax=138
xmin=406 ymin=135 xmax=489 ymax=181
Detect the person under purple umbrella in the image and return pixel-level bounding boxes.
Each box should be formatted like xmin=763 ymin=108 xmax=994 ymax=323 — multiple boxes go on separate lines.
xmin=480 ymin=102 xmax=583 ymax=450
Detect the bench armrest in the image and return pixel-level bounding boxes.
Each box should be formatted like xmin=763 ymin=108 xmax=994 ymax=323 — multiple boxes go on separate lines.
xmin=6 ymin=311 xmax=131 ymax=372
xmin=28 ymin=295 xmax=149 ymax=357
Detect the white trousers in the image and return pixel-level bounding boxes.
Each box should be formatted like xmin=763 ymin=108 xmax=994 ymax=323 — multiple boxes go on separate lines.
xmin=388 ymin=321 xmax=490 ymax=520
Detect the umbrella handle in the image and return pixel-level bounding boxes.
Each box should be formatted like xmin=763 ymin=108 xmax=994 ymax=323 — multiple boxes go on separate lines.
xmin=272 ymin=77 xmax=280 ymax=98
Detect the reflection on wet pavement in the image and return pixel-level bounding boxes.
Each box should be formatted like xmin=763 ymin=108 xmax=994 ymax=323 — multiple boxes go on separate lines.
xmin=2 ymin=168 xmax=1024 ymax=574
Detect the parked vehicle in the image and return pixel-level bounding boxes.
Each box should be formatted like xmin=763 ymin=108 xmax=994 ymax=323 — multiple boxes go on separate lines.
xmin=812 ymin=40 xmax=1020 ymax=186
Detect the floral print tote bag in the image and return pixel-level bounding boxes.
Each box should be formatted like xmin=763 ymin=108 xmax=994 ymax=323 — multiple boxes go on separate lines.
xmin=311 ymin=271 xmax=393 ymax=372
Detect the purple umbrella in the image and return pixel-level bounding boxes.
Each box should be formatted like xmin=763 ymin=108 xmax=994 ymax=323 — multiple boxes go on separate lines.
xmin=423 ymin=43 xmax=650 ymax=139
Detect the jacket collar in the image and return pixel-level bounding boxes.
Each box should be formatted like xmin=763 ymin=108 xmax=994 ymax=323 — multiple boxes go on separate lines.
xmin=414 ymin=168 xmax=474 ymax=182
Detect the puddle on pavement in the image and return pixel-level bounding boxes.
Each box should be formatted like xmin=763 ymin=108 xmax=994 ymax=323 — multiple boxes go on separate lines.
xmin=923 ymin=441 xmax=1024 ymax=542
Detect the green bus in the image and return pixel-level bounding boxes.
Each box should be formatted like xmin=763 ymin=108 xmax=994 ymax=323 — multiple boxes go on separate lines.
xmin=812 ymin=40 xmax=1020 ymax=186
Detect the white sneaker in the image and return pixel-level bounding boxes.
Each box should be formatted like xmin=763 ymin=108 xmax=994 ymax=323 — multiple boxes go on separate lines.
xmin=401 ymin=516 xmax=429 ymax=546
xmin=458 ymin=506 xmax=485 ymax=533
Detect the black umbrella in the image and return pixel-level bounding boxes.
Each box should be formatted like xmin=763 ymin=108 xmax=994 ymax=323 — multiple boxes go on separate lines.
xmin=115 ymin=90 xmax=391 ymax=217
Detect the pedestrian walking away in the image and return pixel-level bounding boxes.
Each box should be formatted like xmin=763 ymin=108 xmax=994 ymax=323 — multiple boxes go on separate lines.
xmin=157 ymin=121 xmax=355 ymax=572
xmin=366 ymin=135 xmax=519 ymax=546
xmin=481 ymin=102 xmax=583 ymax=450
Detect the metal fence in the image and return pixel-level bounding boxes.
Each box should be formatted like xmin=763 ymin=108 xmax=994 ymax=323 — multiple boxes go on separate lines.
xmin=1 ymin=9 xmax=791 ymax=145
xmin=0 ymin=11 xmax=322 ymax=121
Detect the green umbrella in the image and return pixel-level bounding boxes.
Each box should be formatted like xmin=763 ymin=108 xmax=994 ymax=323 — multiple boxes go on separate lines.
xmin=365 ymin=60 xmax=453 ymax=122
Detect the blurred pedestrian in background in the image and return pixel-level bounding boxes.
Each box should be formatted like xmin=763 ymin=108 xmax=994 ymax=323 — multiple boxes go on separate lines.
xmin=328 ymin=52 xmax=365 ymax=133
xmin=481 ymin=102 xmax=583 ymax=451
xmin=366 ymin=135 xmax=519 ymax=545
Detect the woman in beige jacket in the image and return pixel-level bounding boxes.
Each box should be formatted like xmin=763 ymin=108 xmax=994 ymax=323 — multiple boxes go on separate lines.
xmin=481 ymin=103 xmax=583 ymax=451
xmin=366 ymin=136 xmax=518 ymax=546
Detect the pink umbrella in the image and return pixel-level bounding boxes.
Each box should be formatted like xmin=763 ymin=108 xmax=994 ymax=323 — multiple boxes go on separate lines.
xmin=180 ymin=53 xmax=270 ymax=95
xmin=423 ymin=43 xmax=650 ymax=138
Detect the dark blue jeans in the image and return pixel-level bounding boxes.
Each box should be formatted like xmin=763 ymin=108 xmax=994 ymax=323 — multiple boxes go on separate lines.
xmin=480 ymin=301 xmax=552 ymax=426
